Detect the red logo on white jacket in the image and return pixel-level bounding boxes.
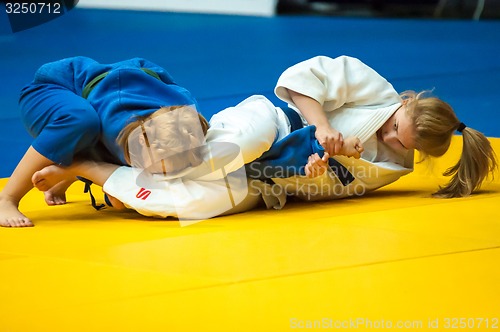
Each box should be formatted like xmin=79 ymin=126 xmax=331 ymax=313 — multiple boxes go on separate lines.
xmin=136 ymin=188 xmax=151 ymax=200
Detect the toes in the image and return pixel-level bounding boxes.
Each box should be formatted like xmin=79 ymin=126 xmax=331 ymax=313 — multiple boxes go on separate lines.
xmin=55 ymin=196 xmax=66 ymax=205
xmin=16 ymin=218 xmax=34 ymax=227
xmin=21 ymin=218 xmax=34 ymax=227
xmin=1 ymin=217 xmax=34 ymax=228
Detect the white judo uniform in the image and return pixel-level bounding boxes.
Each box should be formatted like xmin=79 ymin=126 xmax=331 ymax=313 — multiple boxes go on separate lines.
xmin=270 ymin=55 xmax=414 ymax=201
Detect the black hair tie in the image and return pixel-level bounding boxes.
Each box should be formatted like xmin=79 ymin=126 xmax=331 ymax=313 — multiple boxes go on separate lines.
xmin=457 ymin=122 xmax=466 ymax=133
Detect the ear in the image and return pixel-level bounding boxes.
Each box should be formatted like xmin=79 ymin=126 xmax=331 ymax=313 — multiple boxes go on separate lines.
xmin=139 ymin=133 xmax=147 ymax=147
xmin=138 ymin=126 xmax=153 ymax=148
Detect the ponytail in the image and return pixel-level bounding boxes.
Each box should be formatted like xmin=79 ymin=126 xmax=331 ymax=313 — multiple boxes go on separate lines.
xmin=433 ymin=126 xmax=497 ymax=198
xmin=404 ymin=90 xmax=497 ymax=198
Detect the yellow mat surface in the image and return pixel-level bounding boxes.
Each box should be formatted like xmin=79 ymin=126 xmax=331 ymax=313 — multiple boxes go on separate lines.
xmin=1 ymin=136 xmax=500 ymax=331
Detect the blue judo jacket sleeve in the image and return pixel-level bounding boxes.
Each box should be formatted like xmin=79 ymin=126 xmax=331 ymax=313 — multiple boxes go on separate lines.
xmin=245 ymin=126 xmax=355 ymax=186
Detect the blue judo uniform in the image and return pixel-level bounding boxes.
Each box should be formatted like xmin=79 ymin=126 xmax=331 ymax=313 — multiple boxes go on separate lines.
xmin=19 ymin=56 xmax=198 ymax=166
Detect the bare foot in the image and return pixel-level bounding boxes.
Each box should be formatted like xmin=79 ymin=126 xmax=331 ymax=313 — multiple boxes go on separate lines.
xmin=32 ymin=165 xmax=74 ymax=192
xmin=0 ymin=197 xmax=34 ymax=227
xmin=43 ymin=179 xmax=75 ymax=206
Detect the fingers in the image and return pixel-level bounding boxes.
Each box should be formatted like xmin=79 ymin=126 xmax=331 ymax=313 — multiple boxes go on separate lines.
xmin=323 ymin=133 xmax=343 ymax=156
xmin=333 ymin=133 xmax=343 ymax=155
xmin=338 ymin=137 xmax=364 ymax=159
xmin=312 ymin=153 xmax=328 ymax=167
xmin=316 ymin=128 xmax=343 ymax=156
xmin=356 ymin=142 xmax=364 ymax=154
xmin=304 ymin=163 xmax=313 ymax=177
xmin=351 ymin=139 xmax=364 ymax=159
xmin=305 ymin=153 xmax=329 ymax=178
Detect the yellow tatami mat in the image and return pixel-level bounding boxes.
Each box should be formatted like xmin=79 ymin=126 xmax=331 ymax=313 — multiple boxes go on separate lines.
xmin=1 ymin=136 xmax=500 ymax=331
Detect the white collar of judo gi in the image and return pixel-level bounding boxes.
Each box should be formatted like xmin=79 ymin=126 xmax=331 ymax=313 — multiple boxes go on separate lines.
xmin=329 ymin=102 xmax=415 ymax=170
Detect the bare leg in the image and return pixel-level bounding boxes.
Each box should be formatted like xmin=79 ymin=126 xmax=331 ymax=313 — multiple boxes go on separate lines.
xmin=33 ymin=160 xmax=122 ymax=209
xmin=0 ymin=146 xmax=54 ymax=227
xmin=32 ymin=165 xmax=77 ymax=192
xmin=33 ymin=160 xmax=119 ymax=190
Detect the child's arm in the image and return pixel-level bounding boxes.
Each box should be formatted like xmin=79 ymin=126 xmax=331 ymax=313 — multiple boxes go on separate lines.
xmin=288 ymin=90 xmax=343 ymax=156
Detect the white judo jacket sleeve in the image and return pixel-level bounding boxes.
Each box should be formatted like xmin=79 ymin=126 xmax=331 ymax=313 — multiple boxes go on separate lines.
xmin=275 ymin=55 xmax=401 ymax=113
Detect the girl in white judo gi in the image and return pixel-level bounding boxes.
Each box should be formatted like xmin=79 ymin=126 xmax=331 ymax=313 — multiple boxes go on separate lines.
xmin=28 ymin=56 xmax=498 ymax=224
xmin=269 ymin=55 xmax=496 ymax=201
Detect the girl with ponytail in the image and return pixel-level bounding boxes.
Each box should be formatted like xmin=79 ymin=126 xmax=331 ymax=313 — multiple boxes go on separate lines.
xmin=404 ymin=91 xmax=497 ymax=198
xmin=274 ymin=55 xmax=498 ymax=201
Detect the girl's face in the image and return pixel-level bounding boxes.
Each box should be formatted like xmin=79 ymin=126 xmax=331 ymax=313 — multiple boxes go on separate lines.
xmin=377 ymin=104 xmax=416 ymax=154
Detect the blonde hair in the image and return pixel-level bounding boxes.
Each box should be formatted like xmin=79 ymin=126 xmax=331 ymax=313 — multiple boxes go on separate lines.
xmin=117 ymin=105 xmax=209 ymax=173
xmin=402 ymin=91 xmax=497 ymax=198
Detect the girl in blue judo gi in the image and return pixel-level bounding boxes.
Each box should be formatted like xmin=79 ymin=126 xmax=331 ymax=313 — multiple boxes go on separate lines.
xmin=0 ymin=56 xmax=209 ymax=227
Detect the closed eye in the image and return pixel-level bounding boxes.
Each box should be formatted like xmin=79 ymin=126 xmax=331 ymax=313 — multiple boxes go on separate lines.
xmin=394 ymin=120 xmax=408 ymax=150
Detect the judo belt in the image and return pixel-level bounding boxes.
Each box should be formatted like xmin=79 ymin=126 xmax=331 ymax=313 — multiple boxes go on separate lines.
xmin=280 ymin=106 xmax=304 ymax=133
xmin=79 ymin=68 xmax=161 ymax=210
xmin=81 ymin=67 xmax=161 ymax=99
xmin=77 ymin=177 xmax=110 ymax=211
